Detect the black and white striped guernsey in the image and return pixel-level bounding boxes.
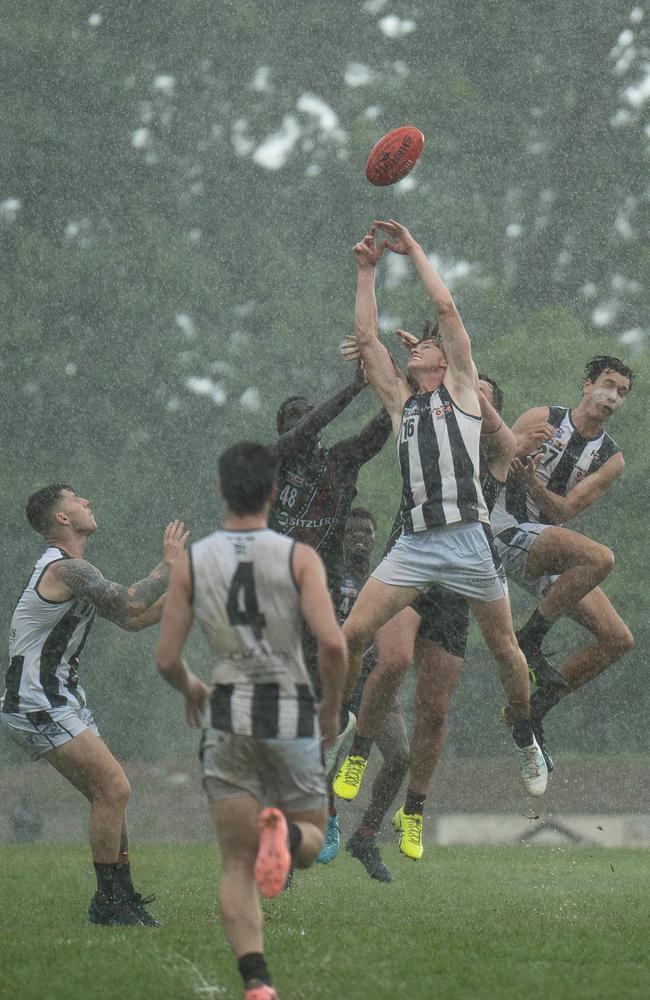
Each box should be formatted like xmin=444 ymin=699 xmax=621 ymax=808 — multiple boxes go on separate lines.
xmin=2 ymin=547 xmax=95 ymax=714
xmin=491 ymin=406 xmax=621 ymax=531
xmin=190 ymin=528 xmax=318 ymax=740
xmin=398 ymin=385 xmax=488 ymax=533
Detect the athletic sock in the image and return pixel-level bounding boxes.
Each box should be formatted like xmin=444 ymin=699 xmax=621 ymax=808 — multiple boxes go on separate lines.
xmin=349 ymin=734 xmax=373 ymax=759
xmin=93 ymin=862 xmax=121 ymax=900
xmin=512 ymin=718 xmax=534 ymax=748
xmin=288 ymin=822 xmax=303 ymax=856
xmin=404 ymin=789 xmax=426 ymax=815
xmin=238 ymin=952 xmax=272 ymax=988
xmin=531 ymin=685 xmax=563 ymax=722
xmin=518 ymin=608 xmax=553 ymax=647
xmin=116 ymin=860 xmax=136 ymax=897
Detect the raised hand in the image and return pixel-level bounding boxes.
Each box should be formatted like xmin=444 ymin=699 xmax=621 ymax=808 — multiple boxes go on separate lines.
xmin=373 ymin=219 xmax=418 ymax=255
xmin=163 ymin=520 xmax=190 ymax=563
xmin=394 ymin=328 xmax=419 ymax=350
xmin=340 ymin=334 xmax=361 ymax=362
xmin=510 ymin=454 xmax=543 ymax=483
xmin=517 ymin=422 xmax=556 ymax=457
xmin=352 ymin=226 xmax=384 ymax=268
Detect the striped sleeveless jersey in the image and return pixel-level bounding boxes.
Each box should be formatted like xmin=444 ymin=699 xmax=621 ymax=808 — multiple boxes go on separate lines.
xmin=491 ymin=406 xmax=621 ymax=531
xmin=190 ymin=528 xmax=318 ymax=739
xmin=399 ymin=385 xmax=488 ymax=533
xmin=3 ymin=547 xmax=95 ymax=714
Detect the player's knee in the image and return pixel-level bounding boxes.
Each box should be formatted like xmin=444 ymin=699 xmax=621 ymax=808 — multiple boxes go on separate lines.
xmin=589 ymin=543 xmax=615 ymax=578
xmin=105 ymin=773 xmax=131 ymax=808
xmin=609 ymin=623 xmax=634 ymax=658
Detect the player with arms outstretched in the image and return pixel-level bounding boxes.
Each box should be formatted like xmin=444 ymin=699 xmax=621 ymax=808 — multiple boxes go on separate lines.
xmin=341 ymin=220 xmax=546 ymax=797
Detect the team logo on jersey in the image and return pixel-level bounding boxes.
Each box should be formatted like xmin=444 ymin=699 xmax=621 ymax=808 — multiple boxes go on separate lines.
xmin=434 ymin=403 xmax=453 ymax=419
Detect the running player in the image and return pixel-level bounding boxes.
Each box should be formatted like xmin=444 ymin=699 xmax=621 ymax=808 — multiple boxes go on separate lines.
xmin=155 ymin=441 xmax=346 ymax=1000
xmin=334 ymin=346 xmax=516 ymax=859
xmin=342 ymin=220 xmax=547 ymax=798
xmin=318 ymin=507 xmax=409 ymax=881
xmin=0 ymin=484 xmax=188 ymax=925
xmin=491 ymin=355 xmax=634 ymax=766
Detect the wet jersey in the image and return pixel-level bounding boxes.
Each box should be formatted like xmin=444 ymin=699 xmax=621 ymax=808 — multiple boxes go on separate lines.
xmin=491 ymin=406 xmax=621 ymax=531
xmin=191 ymin=528 xmax=317 ymax=739
xmin=269 ymin=449 xmax=358 ymax=590
xmin=399 ymin=385 xmax=488 ymax=533
xmin=3 ymin=547 xmax=95 ymax=714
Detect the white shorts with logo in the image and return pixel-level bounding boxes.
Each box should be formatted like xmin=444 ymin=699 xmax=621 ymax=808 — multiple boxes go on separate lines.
xmin=372 ymin=521 xmax=508 ymax=603
xmin=0 ymin=705 xmax=100 ymax=760
xmin=493 ymin=522 xmax=559 ymax=599
xmin=200 ymin=728 xmax=327 ymax=813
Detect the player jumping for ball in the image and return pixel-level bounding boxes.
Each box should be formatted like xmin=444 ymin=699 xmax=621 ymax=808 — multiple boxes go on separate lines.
xmin=340 ymin=220 xmax=547 ymax=799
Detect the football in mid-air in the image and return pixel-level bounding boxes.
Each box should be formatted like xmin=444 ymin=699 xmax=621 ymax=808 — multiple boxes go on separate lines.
xmin=365 ymin=126 xmax=425 ymax=186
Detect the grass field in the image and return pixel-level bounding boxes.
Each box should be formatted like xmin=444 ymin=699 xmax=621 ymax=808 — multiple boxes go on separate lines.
xmin=1 ymin=842 xmax=649 ymax=1000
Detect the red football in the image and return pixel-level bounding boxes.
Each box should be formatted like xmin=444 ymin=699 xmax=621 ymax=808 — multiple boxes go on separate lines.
xmin=365 ymin=126 xmax=425 ymax=186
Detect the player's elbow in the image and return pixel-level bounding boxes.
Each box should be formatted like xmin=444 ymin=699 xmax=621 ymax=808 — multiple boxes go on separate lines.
xmin=155 ymin=647 xmax=176 ymax=676
xmin=318 ymin=630 xmax=347 ymax=664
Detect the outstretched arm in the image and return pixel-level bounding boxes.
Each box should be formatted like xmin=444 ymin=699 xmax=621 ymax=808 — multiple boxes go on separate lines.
xmin=353 ymin=229 xmax=411 ymax=426
xmin=43 ymin=521 xmax=189 ymax=632
xmin=374 ymin=220 xmax=477 ymax=399
xmin=334 ymin=407 xmax=393 ymax=467
xmin=273 ymin=365 xmax=368 ymax=461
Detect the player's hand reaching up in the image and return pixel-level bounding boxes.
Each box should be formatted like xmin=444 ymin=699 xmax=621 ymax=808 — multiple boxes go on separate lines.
xmin=510 ymin=454 xmax=543 ymax=483
xmin=394 ymin=328 xmax=419 ymax=350
xmin=374 ymin=219 xmax=418 ymax=256
xmin=516 ymin=423 xmax=555 ymax=457
xmin=353 ymin=226 xmax=384 ymax=268
xmin=163 ymin=520 xmax=190 ymax=563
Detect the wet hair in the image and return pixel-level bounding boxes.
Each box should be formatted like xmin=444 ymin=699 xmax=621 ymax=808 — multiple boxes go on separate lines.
xmin=583 ymin=356 xmax=633 ymax=390
xmin=218 ymin=442 xmax=278 ymax=515
xmin=421 ymin=318 xmax=442 ymax=348
xmin=347 ymin=507 xmax=377 ymax=531
xmin=477 ymin=373 xmax=505 ymax=414
xmin=276 ymin=395 xmax=311 ymax=434
xmin=26 ymin=483 xmax=74 ymax=536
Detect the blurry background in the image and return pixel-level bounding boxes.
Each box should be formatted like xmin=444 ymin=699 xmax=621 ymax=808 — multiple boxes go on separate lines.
xmin=1 ymin=1 xmax=648 ymax=838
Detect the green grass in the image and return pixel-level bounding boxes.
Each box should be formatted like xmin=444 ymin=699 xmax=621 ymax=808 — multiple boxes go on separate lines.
xmin=1 ymin=843 xmax=650 ymax=1000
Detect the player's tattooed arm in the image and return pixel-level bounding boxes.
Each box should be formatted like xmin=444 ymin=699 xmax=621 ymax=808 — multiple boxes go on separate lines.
xmin=49 ymin=520 xmax=189 ymax=631
xmin=50 ymin=560 xmax=167 ymax=630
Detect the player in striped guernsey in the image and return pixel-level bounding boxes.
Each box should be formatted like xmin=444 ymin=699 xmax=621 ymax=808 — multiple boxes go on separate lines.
xmin=0 ymin=484 xmax=189 ymax=926
xmin=156 ymin=442 xmax=346 ymax=1000
xmin=333 ymin=351 xmax=515 ymax=859
xmin=342 ymin=219 xmax=547 ymax=799
xmin=491 ymin=356 xmax=634 ymax=767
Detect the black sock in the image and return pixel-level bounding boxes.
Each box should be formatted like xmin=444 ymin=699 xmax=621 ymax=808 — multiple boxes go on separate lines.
xmin=512 ymin=718 xmax=534 ymax=748
xmin=288 ymin=822 xmax=303 ymax=856
xmin=116 ymin=861 xmax=135 ymax=897
xmin=238 ymin=952 xmax=271 ymax=988
xmin=404 ymin=789 xmax=426 ymax=815
xmin=350 ymin=735 xmax=373 ymax=759
xmin=518 ymin=609 xmax=553 ymax=647
xmin=94 ymin=862 xmax=121 ymax=900
xmin=531 ymin=685 xmax=562 ymax=722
